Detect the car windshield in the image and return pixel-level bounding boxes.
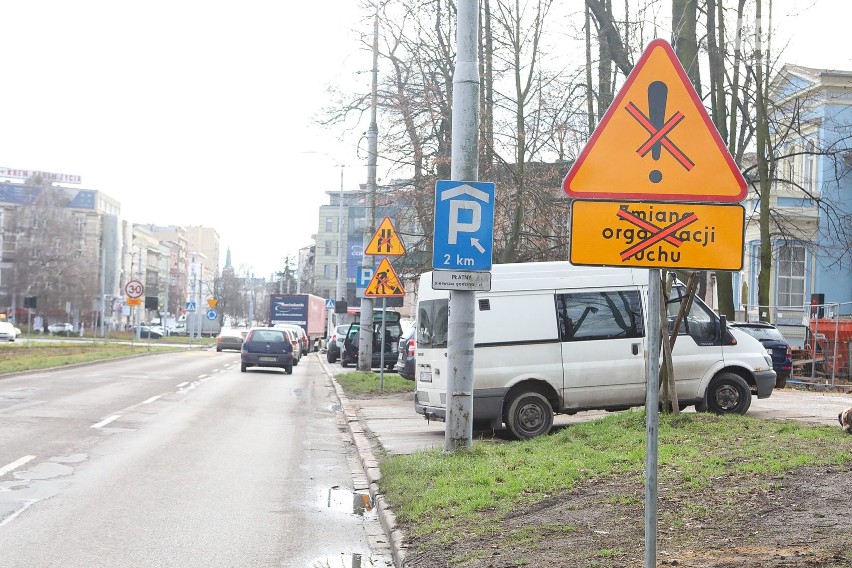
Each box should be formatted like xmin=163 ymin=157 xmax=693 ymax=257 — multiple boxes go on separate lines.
xmin=735 ymin=325 xmax=786 ymax=342
xmin=250 ymin=330 xmax=286 ymax=342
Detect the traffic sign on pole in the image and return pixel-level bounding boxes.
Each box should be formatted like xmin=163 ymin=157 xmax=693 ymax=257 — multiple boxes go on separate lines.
xmin=563 ymin=38 xmax=746 ymax=203
xmin=206 ymin=309 xmax=217 ymax=321
xmin=125 ymin=279 xmax=144 ymax=299
xmin=432 ymin=180 xmax=495 ymax=271
xmin=185 ymin=301 xmax=196 ymax=313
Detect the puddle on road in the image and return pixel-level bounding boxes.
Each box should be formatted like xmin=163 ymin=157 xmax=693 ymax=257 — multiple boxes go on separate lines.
xmin=329 ymin=401 xmax=342 ymax=412
xmin=325 ymin=486 xmax=374 ymax=517
xmin=309 ymin=554 xmax=388 ymax=567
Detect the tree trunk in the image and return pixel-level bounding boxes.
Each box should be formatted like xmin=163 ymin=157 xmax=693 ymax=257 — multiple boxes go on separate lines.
xmin=755 ymin=0 xmax=773 ymax=320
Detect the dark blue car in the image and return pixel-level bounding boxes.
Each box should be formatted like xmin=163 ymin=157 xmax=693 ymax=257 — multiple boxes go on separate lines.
xmin=240 ymin=327 xmax=294 ymax=374
xmin=729 ymin=322 xmax=792 ymax=388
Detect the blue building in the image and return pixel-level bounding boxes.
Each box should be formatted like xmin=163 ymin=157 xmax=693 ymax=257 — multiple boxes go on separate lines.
xmin=741 ymin=65 xmax=852 ymax=325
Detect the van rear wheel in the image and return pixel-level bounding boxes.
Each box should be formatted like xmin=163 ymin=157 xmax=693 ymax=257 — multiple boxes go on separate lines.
xmin=504 ymin=391 xmax=553 ymax=440
xmin=704 ymin=372 xmax=751 ymax=415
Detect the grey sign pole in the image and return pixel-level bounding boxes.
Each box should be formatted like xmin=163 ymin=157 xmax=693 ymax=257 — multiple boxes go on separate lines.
xmin=644 ymin=270 xmax=662 ymax=567
xmin=444 ymin=0 xmax=480 ymax=452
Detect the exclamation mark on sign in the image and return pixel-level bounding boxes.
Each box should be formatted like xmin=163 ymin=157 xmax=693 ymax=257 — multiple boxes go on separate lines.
xmin=648 ymin=81 xmax=667 ymax=184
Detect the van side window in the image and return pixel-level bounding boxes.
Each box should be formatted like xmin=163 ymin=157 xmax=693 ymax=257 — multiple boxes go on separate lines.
xmin=418 ymin=299 xmax=449 ymax=348
xmin=556 ymin=290 xmax=644 ymax=342
xmin=666 ymin=286 xmax=717 ymax=344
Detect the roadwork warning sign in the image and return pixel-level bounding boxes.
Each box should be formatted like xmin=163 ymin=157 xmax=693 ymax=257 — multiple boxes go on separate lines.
xmin=364 ymin=258 xmax=405 ymax=297
xmin=570 ymin=200 xmax=744 ymax=270
xmin=563 ymin=38 xmax=746 ymax=203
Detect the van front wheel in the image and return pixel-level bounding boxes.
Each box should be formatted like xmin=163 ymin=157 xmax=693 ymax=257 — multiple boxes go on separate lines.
xmin=504 ymin=392 xmax=553 ymax=440
xmin=704 ymin=372 xmax=751 ymax=415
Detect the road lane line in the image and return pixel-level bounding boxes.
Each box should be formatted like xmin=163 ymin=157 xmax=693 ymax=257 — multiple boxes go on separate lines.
xmin=141 ymin=395 xmax=162 ymax=405
xmin=176 ymin=382 xmax=189 ymax=387
xmin=0 ymin=455 xmax=36 ymax=477
xmin=197 ymin=374 xmax=207 ymax=379
xmin=91 ymin=415 xmax=121 ymax=429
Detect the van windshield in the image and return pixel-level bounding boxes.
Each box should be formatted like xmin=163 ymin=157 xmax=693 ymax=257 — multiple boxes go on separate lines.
xmin=667 ymin=285 xmax=718 ymax=344
xmin=417 ymin=299 xmax=449 ymax=348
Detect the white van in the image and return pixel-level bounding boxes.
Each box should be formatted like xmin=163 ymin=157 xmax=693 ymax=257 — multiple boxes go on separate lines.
xmin=414 ymin=262 xmax=776 ymax=439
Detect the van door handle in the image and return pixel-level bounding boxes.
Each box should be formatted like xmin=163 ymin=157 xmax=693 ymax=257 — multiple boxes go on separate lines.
xmin=632 ymin=343 xmax=640 ymax=355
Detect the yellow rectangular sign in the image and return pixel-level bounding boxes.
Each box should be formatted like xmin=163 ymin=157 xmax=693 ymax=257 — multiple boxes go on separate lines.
xmin=126 ymin=298 xmax=143 ymax=306
xmin=570 ymin=200 xmax=744 ymax=270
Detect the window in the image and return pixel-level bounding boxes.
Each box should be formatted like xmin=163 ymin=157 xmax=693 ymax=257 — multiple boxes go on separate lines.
xmin=325 ymin=217 xmax=334 ymax=232
xmin=666 ymin=285 xmax=718 ymax=344
xmin=555 ymin=290 xmax=644 ymax=342
xmin=417 ymin=298 xmax=449 ymax=348
xmin=324 ymin=240 xmax=333 ymax=255
xmin=802 ymin=138 xmax=816 ymax=193
xmin=323 ymin=264 xmax=332 ymax=279
xmin=777 ymin=243 xmax=806 ymax=308
xmin=75 ymin=215 xmax=86 ymax=233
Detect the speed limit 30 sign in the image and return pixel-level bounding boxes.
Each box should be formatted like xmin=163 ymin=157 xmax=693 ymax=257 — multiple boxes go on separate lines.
xmin=125 ymin=279 xmax=144 ymax=299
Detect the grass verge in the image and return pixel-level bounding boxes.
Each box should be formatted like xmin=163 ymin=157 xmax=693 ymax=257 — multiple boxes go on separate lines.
xmin=0 ymin=342 xmax=181 ymax=374
xmin=335 ymin=370 xmax=416 ymax=396
xmin=378 ymin=410 xmax=852 ymax=541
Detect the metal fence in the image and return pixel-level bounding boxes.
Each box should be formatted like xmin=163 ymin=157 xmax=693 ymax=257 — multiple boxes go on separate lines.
xmin=736 ymin=302 xmax=852 ymax=387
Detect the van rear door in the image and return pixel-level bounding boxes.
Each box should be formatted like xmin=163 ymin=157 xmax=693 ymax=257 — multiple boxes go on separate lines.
xmin=556 ymin=288 xmax=646 ymax=409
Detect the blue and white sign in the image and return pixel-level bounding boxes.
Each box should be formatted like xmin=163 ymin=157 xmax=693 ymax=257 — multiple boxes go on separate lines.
xmin=433 ymin=180 xmax=495 ymax=271
xmin=185 ymin=301 xmax=197 ymax=313
xmin=355 ymin=265 xmax=375 ymax=298
xmin=206 ymin=309 xmax=217 ymax=320
xmin=325 ymin=299 xmax=335 ymax=310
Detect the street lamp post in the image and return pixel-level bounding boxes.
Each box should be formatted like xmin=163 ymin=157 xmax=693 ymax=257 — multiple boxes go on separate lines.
xmin=335 ymin=165 xmax=345 ymax=312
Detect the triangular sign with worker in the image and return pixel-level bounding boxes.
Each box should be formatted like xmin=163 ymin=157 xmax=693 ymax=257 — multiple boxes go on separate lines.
xmin=563 ymin=38 xmax=746 ymax=203
xmin=365 ymin=217 xmax=406 ymax=256
xmin=364 ymin=257 xmax=405 ymax=297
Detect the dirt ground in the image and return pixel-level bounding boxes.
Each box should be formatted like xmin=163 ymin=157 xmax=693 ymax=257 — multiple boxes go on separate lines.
xmin=399 ymin=464 xmax=852 ymax=567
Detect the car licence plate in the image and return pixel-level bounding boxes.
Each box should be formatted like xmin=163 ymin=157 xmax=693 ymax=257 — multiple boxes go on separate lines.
xmin=419 ymin=371 xmax=432 ymax=383
xmin=259 ymin=356 xmax=277 ymax=362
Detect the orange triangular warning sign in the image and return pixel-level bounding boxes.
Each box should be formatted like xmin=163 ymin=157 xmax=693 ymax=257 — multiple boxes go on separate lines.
xmin=364 ymin=258 xmax=405 ymax=297
xmin=564 ymin=39 xmax=746 ymax=202
xmin=365 ymin=217 xmax=406 ymax=256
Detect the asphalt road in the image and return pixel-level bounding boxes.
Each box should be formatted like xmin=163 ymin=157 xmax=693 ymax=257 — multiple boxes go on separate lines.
xmin=0 ymin=350 xmax=392 ymax=567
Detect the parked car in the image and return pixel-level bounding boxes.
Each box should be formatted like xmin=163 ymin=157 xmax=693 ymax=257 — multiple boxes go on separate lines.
xmin=0 ymin=321 xmax=19 ymax=342
xmin=395 ymin=326 xmax=416 ymax=380
xmin=282 ymin=328 xmax=302 ymax=366
xmin=216 ymin=328 xmax=247 ymax=352
xmin=273 ymin=323 xmax=310 ymax=357
xmin=341 ymin=312 xmax=403 ymax=371
xmin=326 ymin=324 xmax=349 ymax=364
xmin=729 ymin=321 xmax=793 ymax=388
xmin=133 ymin=326 xmax=163 ymax=339
xmin=48 ymin=322 xmax=74 ymax=335
xmin=240 ymin=327 xmax=294 ymax=374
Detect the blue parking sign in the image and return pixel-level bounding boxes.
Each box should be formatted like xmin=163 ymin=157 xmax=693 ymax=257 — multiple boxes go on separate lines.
xmin=432 ymin=180 xmax=495 ymax=271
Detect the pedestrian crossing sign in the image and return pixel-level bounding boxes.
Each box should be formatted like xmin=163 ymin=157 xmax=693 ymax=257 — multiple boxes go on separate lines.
xmin=364 ymin=258 xmax=405 ymax=297
xmin=365 ymin=217 xmax=405 ymax=256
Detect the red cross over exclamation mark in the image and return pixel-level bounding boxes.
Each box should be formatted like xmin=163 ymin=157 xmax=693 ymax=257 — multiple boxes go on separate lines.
xmin=647 ymin=81 xmax=667 ymax=184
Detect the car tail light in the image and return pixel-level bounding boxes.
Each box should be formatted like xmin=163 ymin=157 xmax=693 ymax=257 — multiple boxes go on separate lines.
xmin=407 ymin=338 xmax=415 ymax=356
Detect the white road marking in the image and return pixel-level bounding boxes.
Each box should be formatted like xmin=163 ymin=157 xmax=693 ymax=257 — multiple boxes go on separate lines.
xmin=197 ymin=374 xmax=207 ymax=379
xmin=141 ymin=395 xmax=162 ymax=405
xmin=176 ymin=382 xmax=189 ymax=388
xmin=91 ymin=415 xmax=121 ymax=429
xmin=0 ymin=455 xmax=36 ymax=478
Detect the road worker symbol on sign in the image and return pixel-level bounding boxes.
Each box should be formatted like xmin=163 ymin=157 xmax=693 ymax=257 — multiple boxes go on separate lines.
xmin=563 ymin=39 xmax=746 ymax=203
xmin=365 ymin=217 xmax=405 ymax=256
xmin=364 ymin=258 xmax=405 ymax=297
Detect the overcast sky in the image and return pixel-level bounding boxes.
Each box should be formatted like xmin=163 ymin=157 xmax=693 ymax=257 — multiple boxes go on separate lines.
xmin=0 ymin=1 xmax=847 ymax=280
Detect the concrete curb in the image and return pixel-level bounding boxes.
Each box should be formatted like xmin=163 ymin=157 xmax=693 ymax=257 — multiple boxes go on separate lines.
xmin=321 ymin=359 xmax=408 ymax=568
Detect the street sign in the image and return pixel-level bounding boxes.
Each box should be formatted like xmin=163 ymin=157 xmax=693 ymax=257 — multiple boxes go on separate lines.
xmin=569 ymin=200 xmax=745 ymax=270
xmin=126 ymin=298 xmax=142 ymax=306
xmin=431 ymin=270 xmax=492 ymax=291
xmin=207 ymin=298 xmax=218 ymax=308
xmin=433 ymin=180 xmax=495 ymax=271
xmin=365 ymin=217 xmax=406 ymax=256
xmin=185 ymin=301 xmax=197 ymax=313
xmin=325 ymin=299 xmax=335 ymax=310
xmin=563 ymin=39 xmax=746 ymax=203
xmin=124 ymin=279 xmax=144 ymax=299
xmin=364 ymin=258 xmax=405 ymax=297
xmin=206 ymin=309 xmax=217 ymax=320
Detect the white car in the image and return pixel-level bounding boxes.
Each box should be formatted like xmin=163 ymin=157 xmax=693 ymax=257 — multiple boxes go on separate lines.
xmin=48 ymin=322 xmax=74 ymax=334
xmin=0 ymin=321 xmax=19 ymax=342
